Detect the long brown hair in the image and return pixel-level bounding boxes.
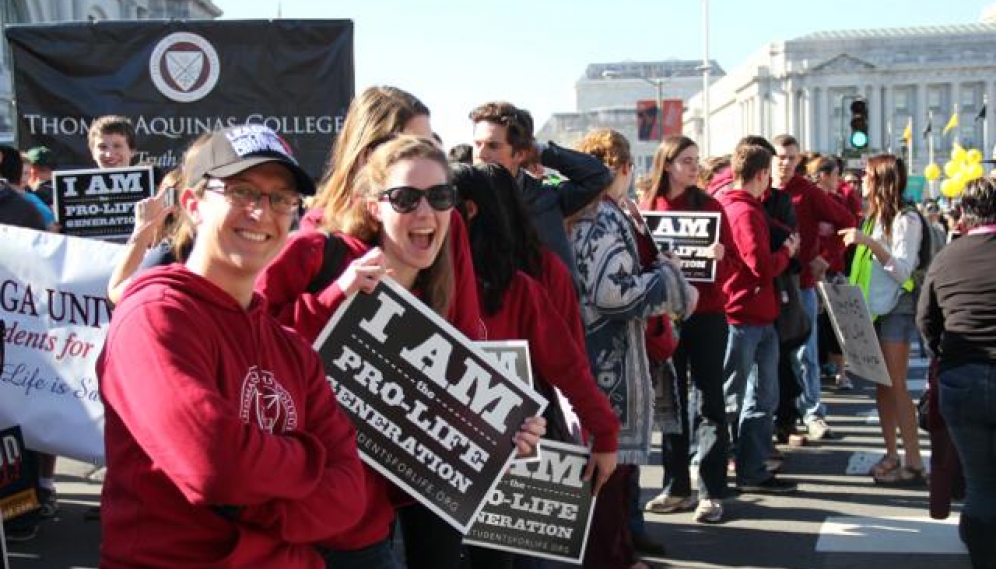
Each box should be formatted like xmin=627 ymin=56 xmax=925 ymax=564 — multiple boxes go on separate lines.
xmin=343 ymin=135 xmax=454 ymax=316
xmin=646 ymin=135 xmax=699 ymax=205
xmin=865 ymin=154 xmax=907 ymax=239
xmin=167 ymin=133 xmax=214 ymax=262
xmin=314 ymin=86 xmax=430 ymax=229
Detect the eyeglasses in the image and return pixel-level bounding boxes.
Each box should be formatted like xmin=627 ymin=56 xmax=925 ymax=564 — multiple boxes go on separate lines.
xmin=204 ymin=182 xmax=302 ymax=215
xmin=378 ymin=184 xmax=456 ymax=213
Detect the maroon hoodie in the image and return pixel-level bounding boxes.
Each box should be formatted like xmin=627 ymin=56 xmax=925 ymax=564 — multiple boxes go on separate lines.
xmin=716 ymin=189 xmax=792 ymax=326
xmin=98 ymin=265 xmax=365 ymax=569
xmin=779 ymin=175 xmax=855 ymax=288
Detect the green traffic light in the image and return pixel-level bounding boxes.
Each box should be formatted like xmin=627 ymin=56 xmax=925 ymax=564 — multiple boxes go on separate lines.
xmin=850 ymin=130 xmax=868 ymax=149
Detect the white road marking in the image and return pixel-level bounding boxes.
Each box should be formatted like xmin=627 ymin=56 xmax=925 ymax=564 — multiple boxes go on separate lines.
xmin=817 ymin=515 xmax=966 ymax=554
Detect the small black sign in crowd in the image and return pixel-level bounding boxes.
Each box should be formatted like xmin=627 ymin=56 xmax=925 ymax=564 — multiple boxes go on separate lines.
xmin=640 ymin=211 xmax=722 ymax=282
xmin=52 ymin=166 xmax=155 ymax=242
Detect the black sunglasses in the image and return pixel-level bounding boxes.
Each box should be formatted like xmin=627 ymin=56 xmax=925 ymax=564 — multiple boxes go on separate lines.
xmin=378 ymin=184 xmax=456 ymax=213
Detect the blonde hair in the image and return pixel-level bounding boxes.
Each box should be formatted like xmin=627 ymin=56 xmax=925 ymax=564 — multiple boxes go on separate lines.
xmin=170 ymin=133 xmax=215 ymax=262
xmin=572 ymin=128 xmax=631 ymax=228
xmin=341 ymin=135 xmax=454 ymax=316
xmin=314 ymin=86 xmax=429 ymax=230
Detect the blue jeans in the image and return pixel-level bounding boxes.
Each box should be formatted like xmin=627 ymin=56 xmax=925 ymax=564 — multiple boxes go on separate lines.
xmin=723 ymin=323 xmax=780 ymax=485
xmin=793 ymin=287 xmax=824 ymax=422
xmin=321 ymin=539 xmax=400 ymax=569
xmin=939 ymin=362 xmax=996 ymax=521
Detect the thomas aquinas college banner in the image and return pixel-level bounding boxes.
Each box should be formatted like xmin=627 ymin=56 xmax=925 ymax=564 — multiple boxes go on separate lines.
xmin=5 ymin=20 xmax=354 ymax=180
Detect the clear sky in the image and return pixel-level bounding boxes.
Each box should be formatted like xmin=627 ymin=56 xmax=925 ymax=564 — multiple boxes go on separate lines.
xmin=213 ymin=0 xmax=993 ymax=149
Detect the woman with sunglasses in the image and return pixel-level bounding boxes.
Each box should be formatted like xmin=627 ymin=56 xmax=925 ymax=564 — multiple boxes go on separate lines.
xmin=257 ymin=136 xmax=544 ymax=569
xmin=295 ymin=85 xmax=483 ymax=340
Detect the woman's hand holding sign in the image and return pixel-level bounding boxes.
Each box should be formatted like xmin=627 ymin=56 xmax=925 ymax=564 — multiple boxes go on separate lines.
xmin=584 ymin=451 xmax=618 ymax=495
xmin=513 ymin=416 xmax=546 ymax=457
xmin=338 ymin=247 xmax=393 ymax=296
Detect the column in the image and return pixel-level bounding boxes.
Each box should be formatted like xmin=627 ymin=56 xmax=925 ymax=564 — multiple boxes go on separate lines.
xmin=786 ymin=80 xmax=797 ymax=137
xmin=819 ymin=87 xmax=831 ymax=155
xmin=870 ymin=83 xmax=883 ymax=152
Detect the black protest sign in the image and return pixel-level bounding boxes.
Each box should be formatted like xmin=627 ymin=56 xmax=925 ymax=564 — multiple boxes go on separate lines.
xmin=640 ymin=211 xmax=722 ymax=282
xmin=464 ymin=440 xmax=596 ymax=564
xmin=817 ymin=282 xmax=892 ymax=386
xmin=478 ymin=341 xmax=539 ymax=463
xmin=314 ymin=279 xmax=547 ymax=533
xmin=52 ymin=166 xmax=155 ymax=242
xmin=7 ymin=20 xmax=353 ymax=179
xmin=0 ymin=425 xmax=40 ymax=522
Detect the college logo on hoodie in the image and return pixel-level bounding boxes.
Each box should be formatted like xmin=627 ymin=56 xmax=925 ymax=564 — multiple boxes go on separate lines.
xmin=239 ymin=366 xmax=298 ymax=433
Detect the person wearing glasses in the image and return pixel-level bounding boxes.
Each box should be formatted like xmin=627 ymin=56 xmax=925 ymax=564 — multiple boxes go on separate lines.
xmin=97 ymin=124 xmax=366 ymax=569
xmin=257 ymin=136 xmax=545 ymax=569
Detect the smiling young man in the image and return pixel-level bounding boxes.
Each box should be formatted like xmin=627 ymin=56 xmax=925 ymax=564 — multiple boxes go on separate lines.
xmin=88 ymin=115 xmax=137 ymax=169
xmin=469 ymin=101 xmax=611 ymax=278
xmin=97 ymin=125 xmax=365 ymax=569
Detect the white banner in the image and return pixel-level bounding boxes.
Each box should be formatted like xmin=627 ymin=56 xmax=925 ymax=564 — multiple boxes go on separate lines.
xmin=0 ymin=224 xmax=123 ymax=463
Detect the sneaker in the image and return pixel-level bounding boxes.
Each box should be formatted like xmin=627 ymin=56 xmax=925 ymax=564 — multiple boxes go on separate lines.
xmin=38 ymin=487 xmax=59 ymax=518
xmin=736 ymin=476 xmax=798 ymax=494
xmin=644 ymin=492 xmax=696 ymax=514
xmin=835 ymin=375 xmax=854 ymax=391
xmin=694 ymin=498 xmax=724 ymax=523
xmin=805 ymin=418 xmax=834 ymax=441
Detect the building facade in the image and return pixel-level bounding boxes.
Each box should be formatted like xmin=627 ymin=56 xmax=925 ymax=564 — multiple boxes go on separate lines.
xmin=0 ymin=0 xmax=222 ymax=143
xmin=537 ymin=60 xmax=724 ymax=176
xmin=685 ymin=22 xmax=996 ymax=172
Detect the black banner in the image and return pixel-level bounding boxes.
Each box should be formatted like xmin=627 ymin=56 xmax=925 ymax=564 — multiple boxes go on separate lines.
xmin=464 ymin=440 xmax=596 ymax=564
xmin=52 ymin=166 xmax=155 ymax=242
xmin=640 ymin=211 xmax=722 ymax=282
xmin=314 ymin=280 xmax=547 ymax=533
xmin=6 ymin=20 xmax=354 ymax=180
xmin=0 ymin=425 xmax=40 ymax=522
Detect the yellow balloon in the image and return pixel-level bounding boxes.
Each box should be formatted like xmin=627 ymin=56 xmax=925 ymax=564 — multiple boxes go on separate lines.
xmin=952 ymin=144 xmax=967 ymax=163
xmin=944 ymin=160 xmax=962 ymax=179
xmin=924 ymin=162 xmax=941 ymax=181
xmin=966 ymin=162 xmax=985 ymax=181
xmin=967 ymin=149 xmax=984 ymax=164
xmin=940 ymin=178 xmax=963 ymax=198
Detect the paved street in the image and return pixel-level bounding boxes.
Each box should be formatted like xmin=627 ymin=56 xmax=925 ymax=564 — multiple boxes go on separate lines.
xmin=4 ymin=357 xmax=971 ymax=568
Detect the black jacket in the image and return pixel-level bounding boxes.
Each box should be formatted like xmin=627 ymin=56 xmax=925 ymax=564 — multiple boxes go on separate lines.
xmin=0 ymin=183 xmax=46 ymax=230
xmin=518 ymin=142 xmax=611 ymax=277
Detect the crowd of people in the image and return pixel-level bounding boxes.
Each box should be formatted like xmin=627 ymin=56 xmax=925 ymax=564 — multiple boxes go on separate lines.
xmin=1 ymin=84 xmax=993 ymax=569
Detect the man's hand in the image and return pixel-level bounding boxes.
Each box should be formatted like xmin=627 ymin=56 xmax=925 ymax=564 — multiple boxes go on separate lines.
xmin=810 ymin=256 xmax=830 ymax=281
xmin=783 ymin=233 xmax=801 ymax=257
xmin=513 ymin=416 xmax=546 ymax=457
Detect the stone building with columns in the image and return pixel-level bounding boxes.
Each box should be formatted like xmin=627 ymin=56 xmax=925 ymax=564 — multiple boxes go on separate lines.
xmin=685 ymin=21 xmax=996 ymax=172
xmin=0 ymin=0 xmax=222 ymax=143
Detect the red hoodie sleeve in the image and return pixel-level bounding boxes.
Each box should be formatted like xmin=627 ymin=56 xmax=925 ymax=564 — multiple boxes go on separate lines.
xmin=236 ymin=349 xmax=367 ymax=544
xmin=100 ymin=303 xmax=331 ymax=509
xmin=256 ymin=231 xmax=325 ymax=321
xmin=714 ymin=204 xmax=741 ymax=285
xmin=808 ymin=184 xmax=856 ymax=229
xmin=519 ymin=275 xmax=620 ymax=453
xmin=733 ymin=206 xmax=790 ymax=282
xmin=447 ymin=211 xmax=485 ymax=340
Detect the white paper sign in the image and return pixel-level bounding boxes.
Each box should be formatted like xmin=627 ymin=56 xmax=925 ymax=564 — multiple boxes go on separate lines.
xmin=1 ymin=224 xmax=123 ymax=463
xmin=818 ymin=282 xmax=892 ymax=386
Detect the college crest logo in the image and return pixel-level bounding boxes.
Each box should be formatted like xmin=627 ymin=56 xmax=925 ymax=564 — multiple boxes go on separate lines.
xmin=239 ymin=366 xmax=299 ymax=433
xmin=149 ymin=32 xmax=220 ymax=103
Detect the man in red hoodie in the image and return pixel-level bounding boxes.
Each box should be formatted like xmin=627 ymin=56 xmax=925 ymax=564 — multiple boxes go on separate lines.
xmin=771 ymin=135 xmax=856 ymax=440
xmin=97 ymin=125 xmax=366 ymax=568
xmin=718 ymin=138 xmax=800 ymax=494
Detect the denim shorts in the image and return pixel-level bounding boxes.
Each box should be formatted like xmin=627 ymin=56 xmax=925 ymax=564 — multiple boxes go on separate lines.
xmin=875 ymin=311 xmax=918 ymax=344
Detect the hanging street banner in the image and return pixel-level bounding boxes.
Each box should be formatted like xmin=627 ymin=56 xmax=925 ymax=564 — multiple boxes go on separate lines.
xmin=0 ymin=225 xmax=122 ymax=464
xmin=0 ymin=425 xmax=41 ymax=522
xmin=6 ymin=20 xmax=354 ymax=180
xmin=313 ymin=279 xmax=547 ymax=533
xmin=817 ymin=282 xmax=892 ymax=386
xmin=639 ymin=211 xmax=722 ymax=282
xmin=464 ymin=440 xmax=597 ymax=564
xmin=52 ymin=166 xmax=155 ymax=242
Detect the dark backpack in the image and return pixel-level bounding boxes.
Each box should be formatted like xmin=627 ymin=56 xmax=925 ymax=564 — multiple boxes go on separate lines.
xmin=306 ymin=232 xmax=348 ymax=294
xmin=903 ymin=205 xmax=942 ymax=297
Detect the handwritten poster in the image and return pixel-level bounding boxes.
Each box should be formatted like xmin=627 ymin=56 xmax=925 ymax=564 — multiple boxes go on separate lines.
xmin=817 ymin=282 xmax=891 ymax=386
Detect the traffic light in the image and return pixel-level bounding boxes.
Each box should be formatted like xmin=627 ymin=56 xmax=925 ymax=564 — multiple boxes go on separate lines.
xmin=849 ymin=99 xmax=869 ymax=149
